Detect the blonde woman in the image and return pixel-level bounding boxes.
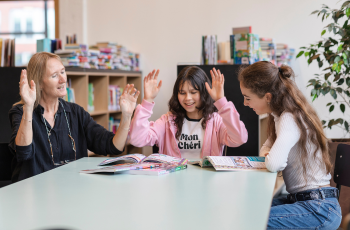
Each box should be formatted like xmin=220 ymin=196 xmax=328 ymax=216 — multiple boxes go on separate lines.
xmin=9 ymin=52 xmax=140 ymax=182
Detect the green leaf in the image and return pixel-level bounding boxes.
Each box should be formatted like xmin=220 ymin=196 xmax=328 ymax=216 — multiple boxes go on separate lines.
xmin=330 ymin=89 xmax=337 ymax=99
xmin=318 ymin=60 xmax=323 ymax=68
xmin=345 ymin=121 xmax=349 ymax=132
xmin=296 ymin=51 xmax=304 ymax=58
xmin=321 ymin=30 xmax=326 ymax=36
xmin=340 ymin=103 xmax=345 ymax=113
xmin=328 ymin=119 xmax=334 ymax=129
xmin=338 ymin=44 xmax=343 ymax=51
xmin=338 ymin=78 xmax=345 ymax=85
xmin=329 ymin=105 xmax=335 ymax=112
xmin=311 ymin=10 xmax=320 ymax=15
xmin=335 ymin=118 xmax=344 ymax=125
xmin=336 ymin=87 xmax=343 ymax=93
xmin=347 ymin=8 xmax=350 ymax=17
xmin=325 ymin=73 xmax=331 ymax=80
xmin=310 ymin=54 xmax=320 ymax=61
xmin=334 ymin=56 xmax=341 ymax=63
xmin=343 ymin=53 xmax=349 ymax=65
xmin=332 ymin=63 xmax=338 ymax=71
xmin=305 ymin=52 xmax=310 ymax=57
xmin=346 ymin=77 xmax=350 ymax=86
xmin=342 ymin=1 xmax=350 ymax=9
xmin=312 ymin=93 xmax=317 ymax=101
xmin=334 ymin=74 xmax=341 ymax=81
xmin=326 ymin=102 xmax=332 ymax=106
xmin=323 ymin=87 xmax=330 ymax=94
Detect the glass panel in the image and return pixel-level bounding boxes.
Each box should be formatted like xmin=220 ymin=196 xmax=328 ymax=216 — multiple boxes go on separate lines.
xmin=0 ymin=1 xmax=55 ymax=66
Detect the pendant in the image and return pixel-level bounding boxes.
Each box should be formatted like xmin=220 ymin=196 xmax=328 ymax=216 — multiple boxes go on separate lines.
xmin=48 ymin=132 xmax=51 ymax=136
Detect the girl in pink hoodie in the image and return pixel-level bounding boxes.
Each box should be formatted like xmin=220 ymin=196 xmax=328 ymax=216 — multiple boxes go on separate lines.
xmin=129 ymin=66 xmax=248 ymax=159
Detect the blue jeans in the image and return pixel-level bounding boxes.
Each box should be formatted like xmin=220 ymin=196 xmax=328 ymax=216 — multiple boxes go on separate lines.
xmin=267 ymin=187 xmax=342 ymax=230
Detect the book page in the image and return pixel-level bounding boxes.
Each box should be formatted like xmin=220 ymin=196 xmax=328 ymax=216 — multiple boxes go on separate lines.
xmin=142 ymin=154 xmax=187 ymax=165
xmin=209 ymin=156 xmax=236 ymax=166
xmin=98 ymin=153 xmax=146 ymax=166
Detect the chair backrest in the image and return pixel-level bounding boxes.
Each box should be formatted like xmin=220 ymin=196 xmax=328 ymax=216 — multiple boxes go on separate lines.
xmin=334 ymin=144 xmax=350 ymax=192
xmin=0 ymin=143 xmax=13 ymax=181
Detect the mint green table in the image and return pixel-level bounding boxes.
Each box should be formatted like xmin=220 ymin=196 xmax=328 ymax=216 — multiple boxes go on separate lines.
xmin=0 ymin=157 xmax=277 ymax=230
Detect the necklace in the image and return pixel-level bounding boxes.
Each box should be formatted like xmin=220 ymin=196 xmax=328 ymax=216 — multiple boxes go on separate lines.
xmin=42 ymin=100 xmax=76 ymax=165
xmin=44 ymin=113 xmax=57 ymax=136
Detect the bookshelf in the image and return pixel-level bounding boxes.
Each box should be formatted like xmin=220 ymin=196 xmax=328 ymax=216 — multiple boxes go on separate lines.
xmin=65 ymin=67 xmax=143 ymax=156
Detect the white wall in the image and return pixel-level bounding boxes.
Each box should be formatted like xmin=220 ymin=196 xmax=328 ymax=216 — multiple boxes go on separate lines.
xmin=60 ymin=0 xmax=347 ymax=139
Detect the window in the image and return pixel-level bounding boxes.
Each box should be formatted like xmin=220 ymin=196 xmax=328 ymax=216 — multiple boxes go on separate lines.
xmin=0 ymin=1 xmax=55 ymax=66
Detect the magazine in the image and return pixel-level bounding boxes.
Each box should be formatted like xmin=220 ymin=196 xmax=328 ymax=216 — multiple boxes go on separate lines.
xmin=80 ymin=162 xmax=163 ymax=174
xmin=128 ymin=164 xmax=187 ymax=176
xmin=192 ymin=156 xmax=267 ymax=171
xmin=98 ymin=153 xmax=188 ymax=166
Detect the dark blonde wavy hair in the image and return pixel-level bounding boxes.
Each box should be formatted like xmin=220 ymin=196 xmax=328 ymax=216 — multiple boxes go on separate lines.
xmin=238 ymin=61 xmax=332 ymax=177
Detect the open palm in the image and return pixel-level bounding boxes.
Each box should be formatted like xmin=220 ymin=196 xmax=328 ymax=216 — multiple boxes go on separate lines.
xmin=144 ymin=69 xmax=162 ymax=103
xmin=120 ymin=84 xmax=140 ymax=117
xmin=19 ymin=69 xmax=36 ymax=106
xmin=205 ymin=68 xmax=225 ymax=101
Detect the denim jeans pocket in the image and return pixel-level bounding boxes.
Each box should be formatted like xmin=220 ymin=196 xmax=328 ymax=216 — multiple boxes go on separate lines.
xmin=316 ymin=205 xmax=342 ymax=230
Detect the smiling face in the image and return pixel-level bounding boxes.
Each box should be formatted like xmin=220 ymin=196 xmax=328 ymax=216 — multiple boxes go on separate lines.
xmin=240 ymin=82 xmax=272 ymax=115
xmin=40 ymin=58 xmax=67 ymax=100
xmin=178 ymin=80 xmax=202 ymax=119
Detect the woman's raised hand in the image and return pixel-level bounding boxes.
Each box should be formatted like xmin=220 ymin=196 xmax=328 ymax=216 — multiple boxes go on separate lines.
xmin=19 ymin=69 xmax=36 ymax=108
xmin=144 ymin=69 xmax=162 ymax=103
xmin=205 ymin=68 xmax=225 ymax=101
xmin=119 ymin=84 xmax=140 ymax=117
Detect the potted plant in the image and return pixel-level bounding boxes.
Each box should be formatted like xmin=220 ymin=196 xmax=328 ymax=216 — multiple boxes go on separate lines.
xmin=297 ymin=1 xmax=350 ymax=138
xmin=297 ymin=2 xmax=350 ymax=225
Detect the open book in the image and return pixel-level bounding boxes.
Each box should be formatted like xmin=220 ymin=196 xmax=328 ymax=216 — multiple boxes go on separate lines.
xmin=190 ymin=156 xmax=267 ymax=171
xmin=98 ymin=153 xmax=188 ymax=166
xmin=80 ymin=163 xmax=163 ymax=174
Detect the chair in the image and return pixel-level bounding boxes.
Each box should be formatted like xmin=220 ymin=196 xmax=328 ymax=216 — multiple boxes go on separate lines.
xmin=334 ymin=144 xmax=350 ymax=197
xmin=0 ymin=143 xmax=13 ymax=188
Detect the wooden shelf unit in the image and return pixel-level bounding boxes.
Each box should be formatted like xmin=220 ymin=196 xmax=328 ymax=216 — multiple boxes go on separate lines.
xmin=66 ymin=69 xmax=143 ymax=156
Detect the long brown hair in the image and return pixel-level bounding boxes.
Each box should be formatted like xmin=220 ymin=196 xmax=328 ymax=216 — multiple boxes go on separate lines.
xmin=238 ymin=61 xmax=332 ymax=177
xmin=169 ymin=66 xmax=217 ymax=140
xmin=14 ymin=52 xmax=62 ymax=108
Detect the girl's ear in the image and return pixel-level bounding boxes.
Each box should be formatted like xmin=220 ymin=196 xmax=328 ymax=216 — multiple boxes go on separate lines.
xmin=265 ymin=92 xmax=272 ymax=104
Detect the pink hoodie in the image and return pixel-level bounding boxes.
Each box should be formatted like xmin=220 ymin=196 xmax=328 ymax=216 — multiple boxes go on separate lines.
xmin=129 ymin=97 xmax=248 ymax=158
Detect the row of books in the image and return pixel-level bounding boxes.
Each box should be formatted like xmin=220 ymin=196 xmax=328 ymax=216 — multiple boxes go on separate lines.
xmin=207 ymin=26 xmax=295 ymax=66
xmin=63 ymin=79 xmax=75 ymax=103
xmin=108 ymin=85 xmax=123 ymax=111
xmin=37 ymin=38 xmax=62 ymax=54
xmin=0 ymin=38 xmax=15 ymax=67
xmin=109 ymin=117 xmax=120 ymax=134
xmin=52 ymin=41 xmax=140 ymax=71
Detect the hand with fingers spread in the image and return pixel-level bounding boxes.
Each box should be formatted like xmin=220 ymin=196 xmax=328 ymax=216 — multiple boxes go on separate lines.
xmin=205 ymin=68 xmax=225 ymax=101
xmin=120 ymin=84 xmax=140 ymax=117
xmin=144 ymin=69 xmax=162 ymax=103
xmin=19 ymin=69 xmax=36 ymax=108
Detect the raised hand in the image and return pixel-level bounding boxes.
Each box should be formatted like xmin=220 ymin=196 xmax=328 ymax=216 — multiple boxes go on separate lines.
xmin=205 ymin=68 xmax=225 ymax=101
xmin=144 ymin=69 xmax=162 ymax=103
xmin=119 ymin=84 xmax=140 ymax=117
xmin=19 ymin=69 xmax=36 ymax=107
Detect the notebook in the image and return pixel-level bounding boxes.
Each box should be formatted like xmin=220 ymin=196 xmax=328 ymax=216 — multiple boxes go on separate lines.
xmin=80 ymin=163 xmax=162 ymax=174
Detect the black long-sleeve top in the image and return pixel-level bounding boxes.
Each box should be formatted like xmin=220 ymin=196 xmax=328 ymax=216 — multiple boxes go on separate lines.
xmin=9 ymin=98 xmax=123 ymax=182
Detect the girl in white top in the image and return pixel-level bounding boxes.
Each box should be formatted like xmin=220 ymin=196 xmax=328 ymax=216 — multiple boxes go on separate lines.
xmin=238 ymin=61 xmax=341 ymax=230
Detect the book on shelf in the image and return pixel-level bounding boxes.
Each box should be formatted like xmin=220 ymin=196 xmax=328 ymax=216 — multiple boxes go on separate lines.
xmin=260 ymin=38 xmax=277 ymax=65
xmin=232 ymin=26 xmax=252 ymax=35
xmin=98 ymin=153 xmax=188 ymax=166
xmin=108 ymin=85 xmax=123 ymax=111
xmin=88 ymin=83 xmax=94 ymax=112
xmin=37 ymin=39 xmax=62 ymax=53
xmin=234 ymin=33 xmax=261 ymax=64
xmin=128 ymin=164 xmax=187 ymax=176
xmin=201 ymin=35 xmax=217 ymax=65
xmin=188 ymin=156 xmax=267 ymax=171
xmin=109 ymin=117 xmax=120 ymax=133
xmin=80 ymin=162 xmax=163 ymax=174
